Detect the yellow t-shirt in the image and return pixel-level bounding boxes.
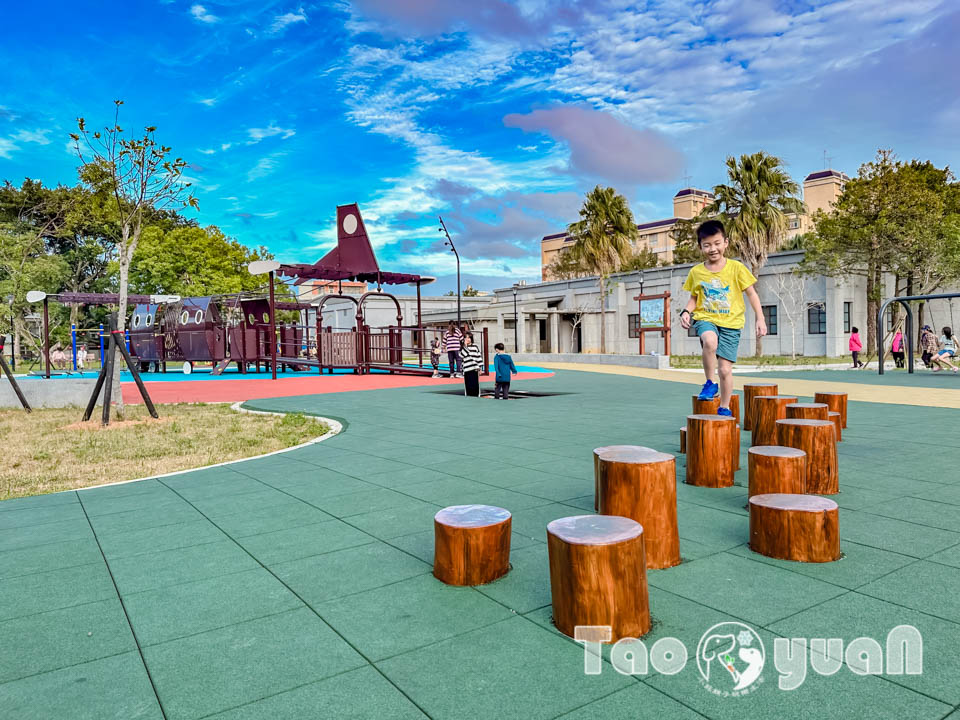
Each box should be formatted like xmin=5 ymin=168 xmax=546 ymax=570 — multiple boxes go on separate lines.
xmin=682 ymin=259 xmax=757 ymax=329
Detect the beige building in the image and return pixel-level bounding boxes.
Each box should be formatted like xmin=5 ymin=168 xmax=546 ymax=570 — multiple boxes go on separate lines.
xmin=541 ymin=169 xmax=848 ymax=281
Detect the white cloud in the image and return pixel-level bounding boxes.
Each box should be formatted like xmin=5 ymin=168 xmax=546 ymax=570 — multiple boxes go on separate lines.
xmin=269 ymin=9 xmax=307 ymax=35
xmin=246 ymin=125 xmax=295 ymax=143
xmin=220 ymin=142 xmax=232 ymax=151
xmin=247 ymin=153 xmax=286 ymax=181
xmin=13 ymin=129 xmax=51 ymax=145
xmin=198 ymin=148 xmax=216 ymax=155
xmin=0 ymin=138 xmax=16 ymax=159
xmin=190 ymin=4 xmax=219 ymax=24
xmin=197 ymin=97 xmax=218 ymax=107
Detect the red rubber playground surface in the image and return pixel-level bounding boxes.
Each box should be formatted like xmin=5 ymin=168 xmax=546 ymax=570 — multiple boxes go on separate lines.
xmin=120 ymin=370 xmax=553 ymax=404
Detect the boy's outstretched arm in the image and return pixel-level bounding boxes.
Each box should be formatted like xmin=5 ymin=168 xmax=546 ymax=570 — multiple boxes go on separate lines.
xmin=679 ymin=294 xmax=697 ymax=329
xmin=745 ymin=286 xmax=767 ymax=337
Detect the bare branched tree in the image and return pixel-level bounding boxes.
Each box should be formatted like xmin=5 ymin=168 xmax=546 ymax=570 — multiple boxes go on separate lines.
xmin=71 ymin=100 xmax=197 ymax=414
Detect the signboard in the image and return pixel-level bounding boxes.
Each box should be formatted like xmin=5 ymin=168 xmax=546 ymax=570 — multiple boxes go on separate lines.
xmin=639 ymin=297 xmax=665 ymax=329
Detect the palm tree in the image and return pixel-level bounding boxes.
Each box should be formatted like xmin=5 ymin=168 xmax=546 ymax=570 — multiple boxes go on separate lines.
xmin=566 ymin=186 xmax=637 ymax=353
xmin=707 ymin=152 xmax=805 ymax=355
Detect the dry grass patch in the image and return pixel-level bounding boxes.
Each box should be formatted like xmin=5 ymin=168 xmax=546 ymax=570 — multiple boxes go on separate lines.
xmin=1 ymin=403 xmax=328 ymax=500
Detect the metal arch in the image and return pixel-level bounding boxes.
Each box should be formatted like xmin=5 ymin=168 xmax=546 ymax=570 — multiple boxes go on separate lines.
xmin=876 ymin=292 xmax=960 ymax=375
xmin=317 ymin=293 xmax=360 ymax=330
xmin=356 ymin=290 xmax=403 ymax=328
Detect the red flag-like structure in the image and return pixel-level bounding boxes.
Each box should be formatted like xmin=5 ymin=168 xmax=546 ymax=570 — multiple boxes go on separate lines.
xmin=278 ymin=203 xmax=422 ymax=286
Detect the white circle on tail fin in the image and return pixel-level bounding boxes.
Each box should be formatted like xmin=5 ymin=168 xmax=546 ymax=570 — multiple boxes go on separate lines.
xmin=342 ymin=213 xmax=358 ymax=235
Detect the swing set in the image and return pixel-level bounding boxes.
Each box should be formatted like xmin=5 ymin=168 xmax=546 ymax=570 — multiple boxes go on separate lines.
xmin=876 ymin=291 xmax=960 ymax=374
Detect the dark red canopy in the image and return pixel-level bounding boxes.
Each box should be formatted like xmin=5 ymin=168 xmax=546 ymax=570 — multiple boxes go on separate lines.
xmin=278 ymin=203 xmax=423 ymax=286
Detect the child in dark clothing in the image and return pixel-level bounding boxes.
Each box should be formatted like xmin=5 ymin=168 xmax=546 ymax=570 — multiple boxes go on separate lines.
xmin=493 ymin=342 xmax=518 ymax=399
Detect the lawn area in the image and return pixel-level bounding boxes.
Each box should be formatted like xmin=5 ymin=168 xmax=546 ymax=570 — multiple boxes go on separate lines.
xmin=0 ymin=404 xmax=327 ymax=500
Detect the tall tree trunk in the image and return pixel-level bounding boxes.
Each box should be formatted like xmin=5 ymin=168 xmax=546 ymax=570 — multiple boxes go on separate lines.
xmin=112 ymin=244 xmax=130 ymax=417
xmin=752 ymin=264 xmax=762 ymax=358
xmin=598 ymin=275 xmax=606 ymax=354
xmin=866 ymin=260 xmax=878 ymax=353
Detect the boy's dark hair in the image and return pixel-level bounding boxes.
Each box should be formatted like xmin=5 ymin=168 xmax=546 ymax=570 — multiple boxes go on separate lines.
xmin=852 ymin=326 xmax=858 ymax=333
xmin=944 ymin=327 xmax=953 ymax=338
xmin=494 ymin=342 xmax=505 ymax=351
xmin=696 ymin=219 xmax=726 ymax=245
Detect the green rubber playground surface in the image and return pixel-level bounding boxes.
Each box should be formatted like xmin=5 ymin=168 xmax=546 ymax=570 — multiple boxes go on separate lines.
xmin=739 ymin=367 xmax=960 ymax=388
xmin=2 ymin=370 xmax=959 ymax=719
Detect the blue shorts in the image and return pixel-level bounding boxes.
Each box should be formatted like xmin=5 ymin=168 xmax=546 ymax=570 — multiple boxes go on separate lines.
xmin=695 ymin=320 xmax=742 ymax=363
xmin=938 ymin=349 xmax=955 ymax=358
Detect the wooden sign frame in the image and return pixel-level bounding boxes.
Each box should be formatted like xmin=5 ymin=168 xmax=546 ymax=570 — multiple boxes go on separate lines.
xmin=632 ymin=291 xmax=671 ymax=356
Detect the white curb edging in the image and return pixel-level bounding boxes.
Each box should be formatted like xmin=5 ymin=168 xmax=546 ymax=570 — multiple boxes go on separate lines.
xmin=74 ymin=404 xmax=342 ymax=494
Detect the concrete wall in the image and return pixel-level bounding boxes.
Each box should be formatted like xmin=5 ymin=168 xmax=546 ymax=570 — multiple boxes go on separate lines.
xmin=1 ymin=378 xmax=100 ymax=409
xmin=513 ymin=353 xmax=670 ymax=370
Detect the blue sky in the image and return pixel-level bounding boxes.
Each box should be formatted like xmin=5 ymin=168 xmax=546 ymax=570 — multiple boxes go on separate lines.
xmin=1 ymin=0 xmax=957 ymax=293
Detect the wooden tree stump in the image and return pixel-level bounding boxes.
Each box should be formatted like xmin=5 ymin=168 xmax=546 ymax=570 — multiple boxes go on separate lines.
xmin=679 ymin=426 xmax=686 ymax=453
xmin=749 ymin=493 xmax=840 ymax=562
xmin=751 ymin=395 xmax=799 ymax=447
xmin=547 ymin=515 xmax=651 ymax=642
xmin=815 ymin=392 xmax=848 ymax=428
xmin=434 ymin=505 xmax=511 ymax=586
xmin=692 ymin=394 xmax=720 ymax=415
xmin=743 ymin=383 xmax=778 ymax=431
xmin=785 ymin=402 xmax=829 ymax=421
xmin=597 ymin=446 xmax=680 ymax=569
xmin=593 ymin=445 xmax=634 ymax=511
xmin=828 ymin=411 xmax=843 ymax=442
xmin=748 ymin=446 xmax=807 ymax=497
xmin=733 ymin=424 xmax=741 ymax=471
xmin=685 ymin=414 xmax=736 ymax=488
xmin=776 ymin=419 xmax=838 ymax=495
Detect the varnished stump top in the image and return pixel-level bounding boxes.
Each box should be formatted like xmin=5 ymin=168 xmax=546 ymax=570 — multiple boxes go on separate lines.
xmin=815 ymin=391 xmax=847 ymax=397
xmin=743 ymin=382 xmax=778 ymax=388
xmin=785 ymin=402 xmax=829 ymax=412
xmin=748 ymin=446 xmax=806 ymax=459
xmin=749 ymin=493 xmax=838 ymax=512
xmin=686 ymin=413 xmax=736 ymax=424
xmin=547 ymin=515 xmax=642 ymax=545
xmin=593 ymin=444 xmax=636 ymax=457
xmin=776 ymin=418 xmax=834 ymax=429
xmin=596 ymin=446 xmax=674 ymax=465
xmin=435 ymin=504 xmax=511 ymax=528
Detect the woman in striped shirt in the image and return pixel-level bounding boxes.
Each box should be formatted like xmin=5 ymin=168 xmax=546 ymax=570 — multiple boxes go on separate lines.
xmin=460 ymin=332 xmax=483 ymax=396
xmin=444 ymin=322 xmax=463 ymax=378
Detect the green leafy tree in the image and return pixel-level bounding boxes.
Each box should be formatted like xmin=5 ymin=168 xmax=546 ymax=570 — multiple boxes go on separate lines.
xmin=566 ymin=186 xmax=637 ymax=353
xmin=669 ymin=217 xmax=704 ymax=265
xmin=803 ymin=151 xmax=960 ymax=350
xmin=545 ymin=247 xmax=587 ymax=280
xmin=130 ymin=225 xmax=270 ymax=296
xmin=706 ymin=152 xmax=805 ymax=354
xmin=620 ymin=246 xmax=660 ymax=272
xmin=71 ymin=100 xmax=197 ymax=415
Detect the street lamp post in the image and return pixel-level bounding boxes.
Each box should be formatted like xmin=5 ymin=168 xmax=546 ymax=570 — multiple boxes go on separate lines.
xmin=438 ymin=216 xmax=461 ymax=325
xmin=512 ymin=285 xmax=519 ymax=353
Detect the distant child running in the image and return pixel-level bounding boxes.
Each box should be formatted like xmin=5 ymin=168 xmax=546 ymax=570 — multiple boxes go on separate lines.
xmin=430 ymin=336 xmax=442 ymax=377
xmin=460 ymin=332 xmax=483 ymax=396
xmin=930 ymin=327 xmax=958 ymax=373
xmin=849 ymin=327 xmax=864 ymax=368
xmin=493 ymin=342 xmax=518 ymax=399
xmin=679 ymin=220 xmax=766 ymax=416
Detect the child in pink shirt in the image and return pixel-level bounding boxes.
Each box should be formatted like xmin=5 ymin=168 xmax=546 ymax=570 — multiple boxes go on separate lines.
xmin=849 ymin=327 xmax=864 ymax=368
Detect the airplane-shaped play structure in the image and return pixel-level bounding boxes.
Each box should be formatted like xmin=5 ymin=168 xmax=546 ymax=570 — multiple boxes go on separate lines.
xmin=25 ymin=204 xmax=488 ymax=380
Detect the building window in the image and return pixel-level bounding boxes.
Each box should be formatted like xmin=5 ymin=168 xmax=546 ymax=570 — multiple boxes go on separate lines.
xmin=762 ymin=305 xmax=778 ymax=335
xmin=628 ymin=314 xmax=640 ymax=338
xmin=789 ymin=218 xmax=800 ymax=229
xmin=844 ymin=302 xmax=852 ymax=333
xmin=807 ymin=303 xmax=826 ymax=334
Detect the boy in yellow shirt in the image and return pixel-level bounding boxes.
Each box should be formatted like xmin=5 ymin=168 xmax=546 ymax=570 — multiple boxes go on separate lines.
xmin=679 ymin=220 xmax=767 ymax=416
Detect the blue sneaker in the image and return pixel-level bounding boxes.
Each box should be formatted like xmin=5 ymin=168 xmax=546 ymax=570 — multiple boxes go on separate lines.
xmin=717 ymin=406 xmax=733 ymax=417
xmin=697 ymin=380 xmax=718 ymax=400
